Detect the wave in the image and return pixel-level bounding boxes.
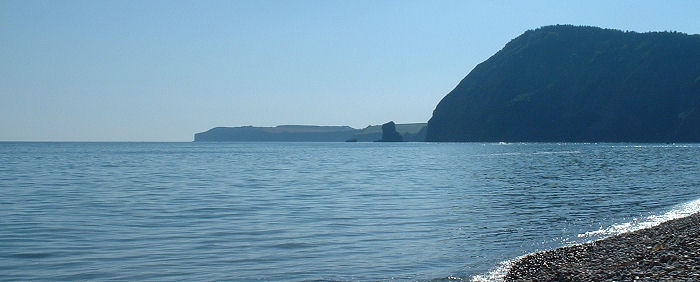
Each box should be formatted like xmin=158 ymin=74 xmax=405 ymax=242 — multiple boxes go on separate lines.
xmin=475 ymin=150 xmax=581 ymax=157
xmin=577 ymin=197 xmax=700 ymax=239
xmin=471 ymin=258 xmax=519 ymax=282
xmin=471 ymin=197 xmax=700 ymax=281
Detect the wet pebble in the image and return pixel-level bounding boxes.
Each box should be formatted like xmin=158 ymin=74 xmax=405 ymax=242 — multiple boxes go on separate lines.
xmin=504 ymin=213 xmax=700 ymax=281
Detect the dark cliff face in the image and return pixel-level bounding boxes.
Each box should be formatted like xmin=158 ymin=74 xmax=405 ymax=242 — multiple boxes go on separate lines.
xmin=379 ymin=121 xmax=404 ymax=142
xmin=426 ymin=25 xmax=700 ymax=142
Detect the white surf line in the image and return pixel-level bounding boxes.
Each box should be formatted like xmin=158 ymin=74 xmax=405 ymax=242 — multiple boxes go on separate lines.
xmin=471 ymin=257 xmax=521 ymax=282
xmin=578 ymin=197 xmax=700 ymax=239
xmin=471 ymin=196 xmax=700 ymax=282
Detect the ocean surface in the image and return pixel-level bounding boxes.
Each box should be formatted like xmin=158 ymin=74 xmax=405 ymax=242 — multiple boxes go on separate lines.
xmin=1 ymin=142 xmax=699 ymax=281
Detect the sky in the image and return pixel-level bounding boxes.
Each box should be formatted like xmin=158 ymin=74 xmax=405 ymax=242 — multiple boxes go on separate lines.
xmin=2 ymin=0 xmax=699 ymax=141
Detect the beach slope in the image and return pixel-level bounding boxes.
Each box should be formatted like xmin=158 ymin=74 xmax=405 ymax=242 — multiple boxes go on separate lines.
xmin=505 ymin=213 xmax=700 ymax=281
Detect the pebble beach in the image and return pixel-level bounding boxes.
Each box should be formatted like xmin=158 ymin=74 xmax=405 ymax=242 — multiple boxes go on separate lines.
xmin=505 ymin=213 xmax=700 ymax=281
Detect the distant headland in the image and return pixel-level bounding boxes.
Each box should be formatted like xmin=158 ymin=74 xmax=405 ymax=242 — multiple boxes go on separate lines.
xmin=196 ymin=25 xmax=700 ymax=143
xmin=194 ymin=123 xmax=427 ymax=142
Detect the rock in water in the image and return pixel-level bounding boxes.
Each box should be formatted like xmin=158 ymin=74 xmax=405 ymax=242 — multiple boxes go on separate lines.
xmin=379 ymin=121 xmax=404 ymax=142
xmin=426 ymin=25 xmax=700 ymax=142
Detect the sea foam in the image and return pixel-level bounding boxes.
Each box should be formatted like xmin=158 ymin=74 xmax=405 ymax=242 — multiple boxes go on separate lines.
xmin=578 ymin=197 xmax=700 ymax=239
xmin=472 ymin=197 xmax=700 ymax=281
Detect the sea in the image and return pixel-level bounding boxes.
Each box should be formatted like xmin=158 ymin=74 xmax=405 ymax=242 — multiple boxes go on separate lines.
xmin=1 ymin=142 xmax=699 ymax=281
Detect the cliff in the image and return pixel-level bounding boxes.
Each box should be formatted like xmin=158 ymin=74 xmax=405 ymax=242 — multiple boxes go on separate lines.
xmin=377 ymin=121 xmax=404 ymax=142
xmin=194 ymin=123 xmax=427 ymax=142
xmin=347 ymin=123 xmax=427 ymax=142
xmin=426 ymin=25 xmax=700 ymax=142
xmin=194 ymin=125 xmax=359 ymax=142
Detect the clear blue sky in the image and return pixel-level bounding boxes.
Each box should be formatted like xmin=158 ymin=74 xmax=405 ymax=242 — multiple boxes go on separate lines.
xmin=2 ymin=0 xmax=699 ymax=141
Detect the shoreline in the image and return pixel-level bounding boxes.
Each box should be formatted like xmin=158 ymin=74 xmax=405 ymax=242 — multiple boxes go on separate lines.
xmin=504 ymin=212 xmax=700 ymax=281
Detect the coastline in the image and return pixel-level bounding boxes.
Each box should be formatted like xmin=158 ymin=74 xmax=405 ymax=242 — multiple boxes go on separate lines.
xmin=504 ymin=212 xmax=700 ymax=281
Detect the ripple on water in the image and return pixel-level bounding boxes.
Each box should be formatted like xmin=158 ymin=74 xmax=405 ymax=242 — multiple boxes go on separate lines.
xmin=0 ymin=142 xmax=698 ymax=280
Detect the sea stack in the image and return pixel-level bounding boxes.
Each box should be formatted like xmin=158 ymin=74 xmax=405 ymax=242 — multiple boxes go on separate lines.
xmin=378 ymin=121 xmax=404 ymax=142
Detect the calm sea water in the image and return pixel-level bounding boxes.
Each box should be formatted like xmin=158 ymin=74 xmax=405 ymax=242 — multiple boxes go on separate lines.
xmin=1 ymin=142 xmax=699 ymax=281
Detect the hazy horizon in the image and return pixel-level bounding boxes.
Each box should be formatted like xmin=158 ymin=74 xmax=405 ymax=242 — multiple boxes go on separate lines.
xmin=2 ymin=0 xmax=699 ymax=141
